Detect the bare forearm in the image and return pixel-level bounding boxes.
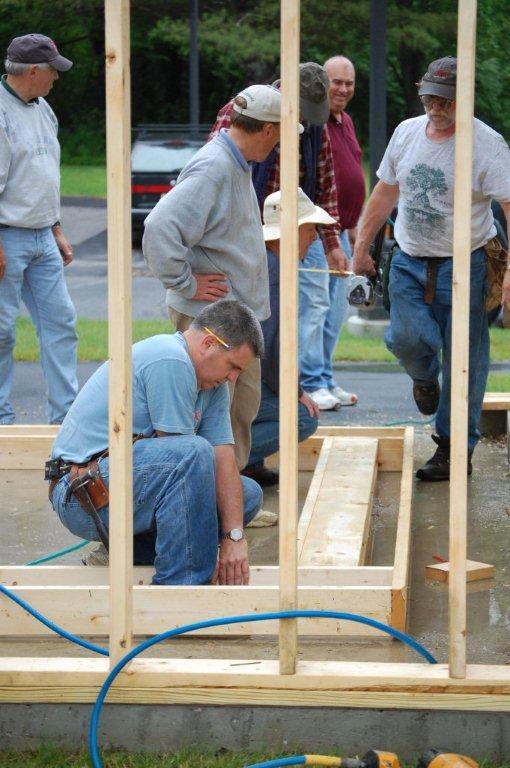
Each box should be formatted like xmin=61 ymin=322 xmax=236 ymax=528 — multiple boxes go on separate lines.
xmin=214 ymin=444 xmax=244 ymax=532
xmin=357 ymin=181 xmax=399 ymax=250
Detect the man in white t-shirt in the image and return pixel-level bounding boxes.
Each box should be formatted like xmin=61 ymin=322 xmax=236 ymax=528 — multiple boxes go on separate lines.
xmin=353 ymin=56 xmax=510 ymax=481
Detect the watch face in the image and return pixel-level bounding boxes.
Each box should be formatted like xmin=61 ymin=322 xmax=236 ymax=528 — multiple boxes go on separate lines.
xmin=229 ymin=528 xmax=243 ymax=541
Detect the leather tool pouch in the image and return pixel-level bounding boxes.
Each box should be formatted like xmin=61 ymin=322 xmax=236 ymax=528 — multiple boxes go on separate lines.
xmin=484 ymin=236 xmax=508 ymax=312
xmin=70 ymin=461 xmax=109 ymax=510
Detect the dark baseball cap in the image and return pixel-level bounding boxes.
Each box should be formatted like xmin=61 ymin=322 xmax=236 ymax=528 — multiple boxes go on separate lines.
xmin=272 ymin=61 xmax=330 ymax=125
xmin=6 ymin=33 xmax=73 ymax=72
xmin=418 ymin=56 xmax=456 ymax=100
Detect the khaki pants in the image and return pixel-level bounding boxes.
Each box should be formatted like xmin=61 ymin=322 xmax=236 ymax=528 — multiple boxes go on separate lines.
xmin=169 ymin=308 xmax=261 ymax=470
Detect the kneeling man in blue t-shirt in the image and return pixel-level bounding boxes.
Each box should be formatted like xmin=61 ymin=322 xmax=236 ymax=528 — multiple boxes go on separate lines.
xmin=48 ymin=300 xmax=264 ymax=586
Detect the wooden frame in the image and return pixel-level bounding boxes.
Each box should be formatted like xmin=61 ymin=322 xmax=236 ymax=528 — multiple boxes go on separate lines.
xmin=0 ymin=426 xmax=413 ymax=637
xmin=2 ymin=0 xmax=508 ymax=716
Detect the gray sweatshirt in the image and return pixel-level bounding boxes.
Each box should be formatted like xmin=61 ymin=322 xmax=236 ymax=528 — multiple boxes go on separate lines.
xmin=0 ymin=77 xmax=60 ymax=228
xmin=143 ymin=130 xmax=270 ymax=319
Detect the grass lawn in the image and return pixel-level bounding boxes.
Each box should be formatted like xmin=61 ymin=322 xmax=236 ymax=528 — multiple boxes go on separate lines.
xmin=61 ymin=165 xmax=106 ymax=198
xmin=0 ymin=747 xmax=297 ymax=767
xmin=13 ymin=318 xmax=510 ymax=365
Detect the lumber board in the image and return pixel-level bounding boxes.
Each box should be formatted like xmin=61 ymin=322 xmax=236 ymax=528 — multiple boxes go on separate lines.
xmin=266 ymin=427 xmax=405 ymax=472
xmin=278 ymin=0 xmax=301 ymax=675
xmin=425 ymin=560 xmax=495 ymax=583
xmin=0 ymin=426 xmax=405 ymax=471
xmin=1 ymin=659 xmax=510 ymax=708
xmin=0 ymin=565 xmax=394 ymax=588
xmin=449 ymin=0 xmax=477 ymax=680
xmin=0 ymin=585 xmax=391 ymax=637
xmin=298 ymin=437 xmax=378 ymax=567
xmin=391 ymin=428 xmax=414 ymax=632
xmin=482 ymin=393 xmax=510 ymax=410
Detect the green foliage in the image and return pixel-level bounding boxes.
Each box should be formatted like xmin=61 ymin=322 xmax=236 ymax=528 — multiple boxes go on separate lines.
xmin=0 ymin=2 xmax=508 ymax=160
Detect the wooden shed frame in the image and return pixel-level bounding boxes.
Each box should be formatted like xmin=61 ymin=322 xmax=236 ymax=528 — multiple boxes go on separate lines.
xmin=2 ymin=0 xmax=510 ymax=713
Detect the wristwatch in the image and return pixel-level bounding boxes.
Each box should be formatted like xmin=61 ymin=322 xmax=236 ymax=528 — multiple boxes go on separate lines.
xmin=220 ymin=528 xmax=244 ymax=541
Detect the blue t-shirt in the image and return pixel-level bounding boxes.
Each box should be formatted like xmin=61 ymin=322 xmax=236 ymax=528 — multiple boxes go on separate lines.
xmin=52 ymin=333 xmax=233 ymax=463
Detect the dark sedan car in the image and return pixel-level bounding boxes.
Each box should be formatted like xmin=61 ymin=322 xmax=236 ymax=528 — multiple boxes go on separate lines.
xmin=131 ymin=124 xmax=208 ymax=241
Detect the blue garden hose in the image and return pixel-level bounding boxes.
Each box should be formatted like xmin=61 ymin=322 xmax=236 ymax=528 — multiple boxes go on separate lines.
xmin=88 ymin=610 xmax=437 ymax=768
xmin=26 ymin=539 xmax=89 ymax=565
xmin=246 ymin=759 xmax=307 ymax=768
xmin=245 ymin=757 xmax=341 ymax=767
xmin=0 ymin=583 xmax=108 ymax=657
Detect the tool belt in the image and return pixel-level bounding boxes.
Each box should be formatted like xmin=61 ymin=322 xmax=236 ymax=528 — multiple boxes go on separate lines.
xmin=484 ymin=236 xmax=508 ymax=312
xmin=46 ymin=456 xmax=108 ymax=508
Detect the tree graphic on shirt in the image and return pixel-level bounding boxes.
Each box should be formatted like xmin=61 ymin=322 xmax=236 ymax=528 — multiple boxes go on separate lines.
xmin=405 ymin=163 xmax=448 ymax=239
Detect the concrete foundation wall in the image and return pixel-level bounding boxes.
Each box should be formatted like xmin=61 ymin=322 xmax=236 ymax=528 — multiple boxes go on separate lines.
xmin=2 ymin=704 xmax=510 ymax=760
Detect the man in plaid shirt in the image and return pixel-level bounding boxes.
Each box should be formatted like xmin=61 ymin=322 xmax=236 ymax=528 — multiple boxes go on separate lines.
xmin=210 ymin=62 xmax=352 ymax=414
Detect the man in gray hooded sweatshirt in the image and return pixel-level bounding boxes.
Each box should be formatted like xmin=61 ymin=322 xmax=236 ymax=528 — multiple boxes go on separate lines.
xmin=143 ymin=84 xmax=292 ymax=470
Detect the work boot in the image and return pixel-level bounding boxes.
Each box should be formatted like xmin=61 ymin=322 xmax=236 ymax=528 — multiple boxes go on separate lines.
xmin=413 ymin=381 xmax=440 ymax=415
xmin=416 ymin=434 xmax=473 ymax=481
xmin=241 ymin=462 xmax=279 ymax=487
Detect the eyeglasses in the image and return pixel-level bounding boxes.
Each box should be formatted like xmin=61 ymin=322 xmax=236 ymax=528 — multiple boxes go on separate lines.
xmin=420 ymin=94 xmax=453 ymax=109
xmin=203 ymin=326 xmax=230 ymax=349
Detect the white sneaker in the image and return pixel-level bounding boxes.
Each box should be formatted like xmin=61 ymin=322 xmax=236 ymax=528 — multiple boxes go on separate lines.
xmin=82 ymin=544 xmax=109 ymax=566
xmin=329 ymin=385 xmax=358 ymax=406
xmin=246 ymin=509 xmax=278 ymax=528
xmin=308 ymin=387 xmax=341 ymax=411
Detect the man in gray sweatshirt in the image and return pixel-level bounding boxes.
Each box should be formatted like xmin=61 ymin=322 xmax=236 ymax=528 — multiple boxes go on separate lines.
xmin=0 ymin=34 xmax=78 ymax=425
xmin=144 ymin=84 xmax=296 ymax=469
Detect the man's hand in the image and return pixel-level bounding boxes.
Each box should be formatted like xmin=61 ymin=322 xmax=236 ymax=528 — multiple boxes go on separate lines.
xmin=0 ymin=241 xmax=5 ymax=281
xmin=214 ymin=538 xmax=249 ymax=585
xmin=52 ymin=227 xmax=73 ymax=266
xmin=503 ymin=269 xmax=510 ymax=309
xmin=325 ymin=245 xmax=348 ymax=274
xmin=299 ymin=391 xmax=320 ymax=419
xmin=352 ymin=242 xmax=376 ymax=276
xmin=193 ymin=273 xmax=229 ymax=301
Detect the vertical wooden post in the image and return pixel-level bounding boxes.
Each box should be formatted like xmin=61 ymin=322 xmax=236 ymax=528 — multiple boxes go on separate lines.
xmin=105 ymin=0 xmax=133 ymax=665
xmin=278 ymin=0 xmax=300 ymax=676
xmin=449 ymin=0 xmax=477 ymax=679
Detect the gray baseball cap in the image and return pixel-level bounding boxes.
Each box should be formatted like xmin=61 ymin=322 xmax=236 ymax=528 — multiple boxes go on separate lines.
xmin=7 ymin=33 xmax=73 ymax=72
xmin=273 ymin=62 xmax=330 ymax=125
xmin=418 ymin=56 xmax=456 ymax=100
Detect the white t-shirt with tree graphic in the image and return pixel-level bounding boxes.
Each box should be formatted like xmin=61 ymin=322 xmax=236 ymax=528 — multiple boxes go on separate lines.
xmin=378 ymin=114 xmax=510 ymax=258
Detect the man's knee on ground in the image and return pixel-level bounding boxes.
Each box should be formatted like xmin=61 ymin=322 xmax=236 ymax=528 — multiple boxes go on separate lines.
xmin=298 ymin=411 xmax=318 ymax=442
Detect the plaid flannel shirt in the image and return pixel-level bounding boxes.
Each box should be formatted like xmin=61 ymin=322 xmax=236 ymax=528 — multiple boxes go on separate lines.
xmin=210 ymin=102 xmax=341 ymax=253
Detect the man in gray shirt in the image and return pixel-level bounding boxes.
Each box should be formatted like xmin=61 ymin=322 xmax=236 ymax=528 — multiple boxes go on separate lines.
xmin=353 ymin=56 xmax=510 ymax=481
xmin=0 ymin=34 xmax=77 ymax=424
xmin=144 ymin=84 xmax=294 ymax=470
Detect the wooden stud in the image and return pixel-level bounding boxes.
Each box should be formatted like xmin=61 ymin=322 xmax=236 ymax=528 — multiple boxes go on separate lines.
xmin=449 ymin=0 xmax=477 ymax=680
xmin=105 ymin=0 xmax=133 ymax=665
xmin=426 ymin=560 xmax=495 ymax=584
xmin=391 ymin=428 xmax=414 ymax=632
xmin=298 ymin=437 xmax=378 ymax=567
xmin=278 ymin=0 xmax=300 ymax=675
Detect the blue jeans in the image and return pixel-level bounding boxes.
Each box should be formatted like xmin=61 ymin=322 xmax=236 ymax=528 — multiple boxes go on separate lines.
xmin=0 ymin=226 xmax=78 ymax=424
xmin=298 ymin=232 xmax=351 ymax=391
xmin=246 ymin=380 xmax=318 ymax=467
xmin=323 ymin=230 xmax=352 ymax=388
xmin=51 ymin=435 xmax=263 ymax=585
xmin=385 ymin=247 xmax=489 ymax=451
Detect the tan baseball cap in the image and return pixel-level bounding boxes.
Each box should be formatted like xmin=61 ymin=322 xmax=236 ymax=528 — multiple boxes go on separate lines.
xmin=233 ymin=84 xmax=304 ymax=133
xmin=262 ymin=188 xmax=336 ymax=241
